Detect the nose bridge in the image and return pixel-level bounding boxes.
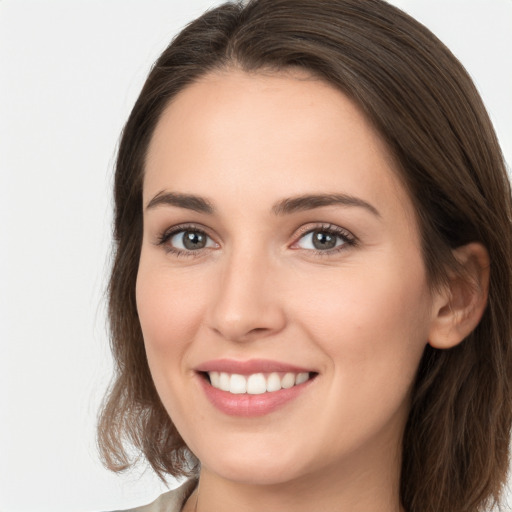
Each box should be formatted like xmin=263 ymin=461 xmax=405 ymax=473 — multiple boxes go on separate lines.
xmin=207 ymin=242 xmax=285 ymax=342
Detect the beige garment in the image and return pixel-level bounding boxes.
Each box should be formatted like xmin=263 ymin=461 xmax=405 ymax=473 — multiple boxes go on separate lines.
xmin=111 ymin=479 xmax=198 ymax=512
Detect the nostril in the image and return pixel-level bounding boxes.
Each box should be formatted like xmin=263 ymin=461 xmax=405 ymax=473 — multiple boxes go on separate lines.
xmin=249 ymin=327 xmax=269 ymax=335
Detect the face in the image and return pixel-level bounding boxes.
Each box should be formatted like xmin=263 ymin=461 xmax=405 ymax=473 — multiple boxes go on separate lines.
xmin=137 ymin=69 xmax=437 ymax=488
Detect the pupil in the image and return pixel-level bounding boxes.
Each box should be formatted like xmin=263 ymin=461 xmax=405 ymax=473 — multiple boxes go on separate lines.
xmin=183 ymin=231 xmax=206 ymax=250
xmin=313 ymin=231 xmax=336 ymax=250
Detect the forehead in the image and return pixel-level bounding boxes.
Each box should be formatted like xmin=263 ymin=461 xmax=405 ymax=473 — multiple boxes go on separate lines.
xmin=143 ymin=68 xmax=415 ymax=227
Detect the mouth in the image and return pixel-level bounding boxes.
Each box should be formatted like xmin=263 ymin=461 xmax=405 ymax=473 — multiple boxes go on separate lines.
xmin=200 ymin=370 xmax=316 ymax=395
xmin=194 ymin=359 xmax=318 ymax=417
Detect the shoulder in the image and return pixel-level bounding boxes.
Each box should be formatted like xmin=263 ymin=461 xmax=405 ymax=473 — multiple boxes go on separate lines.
xmin=107 ymin=479 xmax=198 ymax=512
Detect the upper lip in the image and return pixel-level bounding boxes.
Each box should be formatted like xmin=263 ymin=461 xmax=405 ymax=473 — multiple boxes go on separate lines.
xmin=195 ymin=358 xmax=314 ymax=375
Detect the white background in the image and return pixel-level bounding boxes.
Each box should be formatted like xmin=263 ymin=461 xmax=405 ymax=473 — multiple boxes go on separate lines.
xmin=1 ymin=1 xmax=511 ymax=511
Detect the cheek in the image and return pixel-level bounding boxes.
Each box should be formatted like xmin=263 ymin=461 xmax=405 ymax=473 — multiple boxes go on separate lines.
xmin=292 ymin=263 xmax=431 ymax=454
xmin=135 ymin=261 xmax=208 ymax=363
xmin=288 ymin=257 xmax=431 ymax=395
xmin=135 ymin=260 xmax=212 ymax=433
xmin=295 ymin=263 xmax=429 ymax=334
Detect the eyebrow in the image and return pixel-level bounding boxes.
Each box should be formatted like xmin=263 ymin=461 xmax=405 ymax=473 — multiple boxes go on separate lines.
xmin=145 ymin=191 xmax=380 ymax=217
xmin=272 ymin=193 xmax=380 ymax=217
xmin=146 ymin=191 xmax=214 ymax=214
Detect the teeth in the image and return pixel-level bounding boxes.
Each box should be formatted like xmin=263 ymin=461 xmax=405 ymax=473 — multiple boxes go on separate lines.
xmin=209 ymin=371 xmax=220 ymax=388
xmin=281 ymin=372 xmax=295 ymax=389
xmin=296 ymin=372 xmax=309 ymax=385
xmin=266 ymin=372 xmax=281 ymax=392
xmin=219 ymin=372 xmax=230 ymax=392
xmin=207 ymin=371 xmax=311 ymax=395
xmin=247 ymin=373 xmax=267 ymax=394
xmin=230 ymin=374 xmax=247 ymax=394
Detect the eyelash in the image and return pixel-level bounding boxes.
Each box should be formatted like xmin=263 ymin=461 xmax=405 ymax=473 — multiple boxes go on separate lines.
xmin=292 ymin=223 xmax=357 ymax=256
xmin=156 ymin=223 xmax=214 ymax=258
xmin=156 ymin=222 xmax=357 ymax=258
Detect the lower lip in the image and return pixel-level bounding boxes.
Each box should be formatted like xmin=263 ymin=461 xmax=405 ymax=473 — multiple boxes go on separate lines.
xmin=197 ymin=374 xmax=314 ymax=417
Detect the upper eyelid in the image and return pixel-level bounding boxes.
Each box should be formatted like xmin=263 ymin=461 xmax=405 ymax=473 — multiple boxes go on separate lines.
xmin=292 ymin=223 xmax=355 ymax=240
xmin=159 ymin=222 xmax=214 ymax=238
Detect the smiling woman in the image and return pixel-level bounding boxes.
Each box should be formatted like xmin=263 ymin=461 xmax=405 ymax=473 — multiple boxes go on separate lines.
xmin=97 ymin=1 xmax=512 ymax=512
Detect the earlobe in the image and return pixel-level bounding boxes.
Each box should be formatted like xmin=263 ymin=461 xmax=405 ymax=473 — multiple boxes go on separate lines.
xmin=428 ymin=243 xmax=490 ymax=350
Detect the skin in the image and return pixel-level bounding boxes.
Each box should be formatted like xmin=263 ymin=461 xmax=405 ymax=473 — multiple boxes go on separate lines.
xmin=136 ymin=69 xmax=488 ymax=512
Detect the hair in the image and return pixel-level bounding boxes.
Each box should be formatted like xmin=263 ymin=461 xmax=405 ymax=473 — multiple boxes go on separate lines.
xmin=97 ymin=1 xmax=512 ymax=510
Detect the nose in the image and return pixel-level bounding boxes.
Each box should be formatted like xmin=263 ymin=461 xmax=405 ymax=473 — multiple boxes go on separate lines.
xmin=206 ymin=248 xmax=287 ymax=343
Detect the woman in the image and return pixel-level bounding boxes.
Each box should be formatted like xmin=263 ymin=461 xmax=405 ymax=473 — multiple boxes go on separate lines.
xmin=98 ymin=1 xmax=512 ymax=511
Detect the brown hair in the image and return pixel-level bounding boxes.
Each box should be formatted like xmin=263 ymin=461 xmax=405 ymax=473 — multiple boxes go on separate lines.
xmin=97 ymin=1 xmax=512 ymax=510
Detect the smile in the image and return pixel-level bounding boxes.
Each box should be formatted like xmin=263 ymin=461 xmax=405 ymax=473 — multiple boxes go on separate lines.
xmin=195 ymin=359 xmax=318 ymax=416
xmin=207 ymin=371 xmax=311 ymax=395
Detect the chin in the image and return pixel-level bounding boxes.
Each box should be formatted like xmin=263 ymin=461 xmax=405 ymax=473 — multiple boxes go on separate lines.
xmin=190 ymin=434 xmax=318 ymax=487
xmin=205 ymin=457 xmax=307 ymax=486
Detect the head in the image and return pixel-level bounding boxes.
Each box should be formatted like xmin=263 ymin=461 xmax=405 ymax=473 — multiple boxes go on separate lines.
xmin=98 ymin=1 xmax=512 ymax=511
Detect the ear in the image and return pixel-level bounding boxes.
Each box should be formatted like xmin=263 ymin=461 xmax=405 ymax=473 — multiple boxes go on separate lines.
xmin=428 ymin=243 xmax=490 ymax=349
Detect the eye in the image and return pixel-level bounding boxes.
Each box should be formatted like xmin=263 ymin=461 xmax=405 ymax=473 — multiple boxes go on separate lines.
xmin=170 ymin=229 xmax=215 ymax=250
xmin=157 ymin=226 xmax=218 ymax=255
xmin=293 ymin=225 xmax=356 ymax=252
